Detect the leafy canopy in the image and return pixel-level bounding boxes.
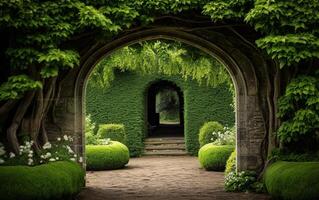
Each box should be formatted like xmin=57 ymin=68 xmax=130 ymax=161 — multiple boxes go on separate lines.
xmin=1 ymin=0 xmax=318 ymax=101
xmin=89 ymin=40 xmax=232 ymax=89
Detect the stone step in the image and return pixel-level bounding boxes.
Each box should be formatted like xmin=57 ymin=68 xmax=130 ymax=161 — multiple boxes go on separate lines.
xmin=145 ymin=137 xmax=184 ymax=142
xmin=143 ymin=150 xmax=188 ymax=156
xmin=144 ymin=139 xmax=185 ymax=145
xmin=145 ymin=144 xmax=186 ymax=150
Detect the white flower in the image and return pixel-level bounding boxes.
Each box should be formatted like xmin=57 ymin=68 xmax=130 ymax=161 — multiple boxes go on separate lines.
xmin=57 ymin=137 xmax=61 ymax=141
xmin=43 ymin=142 xmax=52 ymax=149
xmin=28 ymin=158 xmax=33 ymax=166
xmin=70 ymin=158 xmax=76 ymax=162
xmin=63 ymin=135 xmax=68 ymax=141
xmin=45 ymin=152 xmax=52 ymax=158
xmin=9 ymin=152 xmax=15 ymax=158
xmin=56 ymin=157 xmax=59 ymax=160
xmin=79 ymin=157 xmax=83 ymax=163
xmin=73 ymin=154 xmax=77 ymax=158
xmin=0 ymin=158 xmax=4 ymax=164
xmin=28 ymin=153 xmax=33 ymax=158
xmin=49 ymin=158 xmax=56 ymax=162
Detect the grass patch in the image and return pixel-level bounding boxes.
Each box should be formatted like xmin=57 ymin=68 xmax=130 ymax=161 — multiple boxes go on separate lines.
xmin=0 ymin=161 xmax=85 ymax=200
xmin=264 ymin=161 xmax=319 ymax=200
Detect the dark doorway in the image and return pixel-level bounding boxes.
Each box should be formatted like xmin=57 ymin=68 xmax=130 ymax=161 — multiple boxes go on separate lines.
xmin=147 ymin=80 xmax=184 ymax=138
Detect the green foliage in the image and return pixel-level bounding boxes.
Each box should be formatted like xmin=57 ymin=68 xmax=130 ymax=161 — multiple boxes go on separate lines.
xmin=277 ymin=75 xmax=319 ymax=149
xmin=225 ymin=171 xmax=264 ymax=193
xmin=1 ymin=0 xmax=318 ymax=104
xmin=97 ymin=124 xmax=127 ymax=144
xmin=245 ymin=0 xmax=319 ymax=67
xmin=86 ymin=142 xmax=129 ymax=170
xmin=198 ymin=144 xmax=234 ymax=171
xmin=90 ymin=40 xmax=233 ymax=90
xmin=198 ymin=121 xmax=224 ymax=147
xmin=203 ymin=0 xmax=253 ymax=22
xmin=264 ymin=161 xmax=319 ymax=200
xmin=0 ymin=161 xmax=85 ymax=200
xmin=86 ymin=71 xmax=235 ymax=156
xmin=269 ymin=148 xmax=319 ymax=162
xmin=255 ymin=34 xmax=319 ymax=67
xmin=0 ymin=75 xmax=42 ymax=101
xmin=225 ymin=151 xmax=236 ymax=175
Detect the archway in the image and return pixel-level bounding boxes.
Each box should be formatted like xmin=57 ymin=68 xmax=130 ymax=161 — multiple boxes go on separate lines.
xmin=51 ymin=17 xmax=277 ymax=171
xmin=146 ymin=80 xmax=184 ymax=138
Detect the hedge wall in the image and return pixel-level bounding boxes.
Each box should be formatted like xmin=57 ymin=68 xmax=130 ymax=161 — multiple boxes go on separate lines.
xmin=86 ymin=70 xmax=234 ymax=156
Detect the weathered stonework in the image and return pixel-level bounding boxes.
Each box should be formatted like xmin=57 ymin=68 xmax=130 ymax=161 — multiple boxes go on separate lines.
xmin=48 ymin=16 xmax=279 ymax=171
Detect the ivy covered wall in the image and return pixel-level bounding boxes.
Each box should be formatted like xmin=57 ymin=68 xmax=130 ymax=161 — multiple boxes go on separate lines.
xmin=86 ymin=70 xmax=235 ymax=156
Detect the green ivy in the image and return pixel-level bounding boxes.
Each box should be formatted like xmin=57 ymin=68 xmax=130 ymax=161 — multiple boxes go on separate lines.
xmin=277 ymin=74 xmax=319 ymax=147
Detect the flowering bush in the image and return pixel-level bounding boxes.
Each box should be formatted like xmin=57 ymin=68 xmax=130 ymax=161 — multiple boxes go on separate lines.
xmin=0 ymin=135 xmax=82 ymax=166
xmin=198 ymin=121 xmax=224 ymax=147
xmin=225 ymin=171 xmax=264 ymax=193
xmin=212 ymin=126 xmax=235 ymax=145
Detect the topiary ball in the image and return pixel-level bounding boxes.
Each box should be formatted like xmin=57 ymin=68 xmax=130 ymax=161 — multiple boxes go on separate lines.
xmin=86 ymin=141 xmax=129 ymax=170
xmin=97 ymin=124 xmax=126 ymax=144
xmin=225 ymin=151 xmax=236 ymax=175
xmin=198 ymin=121 xmax=224 ymax=147
xmin=198 ymin=144 xmax=234 ymax=171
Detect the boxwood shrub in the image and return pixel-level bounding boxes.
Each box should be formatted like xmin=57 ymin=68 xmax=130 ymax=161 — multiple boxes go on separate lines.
xmin=198 ymin=144 xmax=234 ymax=171
xmin=198 ymin=121 xmax=224 ymax=147
xmin=225 ymin=150 xmax=236 ymax=175
xmin=0 ymin=161 xmax=85 ymax=200
xmin=264 ymin=161 xmax=319 ymax=200
xmin=86 ymin=142 xmax=129 ymax=170
xmin=98 ymin=124 xmax=126 ymax=144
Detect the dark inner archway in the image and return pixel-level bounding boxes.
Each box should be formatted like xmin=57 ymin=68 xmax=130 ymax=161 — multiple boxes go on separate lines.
xmin=147 ymin=80 xmax=184 ymax=138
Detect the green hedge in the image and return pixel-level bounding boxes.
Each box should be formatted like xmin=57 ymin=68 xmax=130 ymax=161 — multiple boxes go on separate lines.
xmin=86 ymin=71 xmax=235 ymax=156
xmin=86 ymin=142 xmax=129 ymax=170
xmin=264 ymin=161 xmax=319 ymax=200
xmin=98 ymin=124 xmax=126 ymax=144
xmin=198 ymin=144 xmax=234 ymax=171
xmin=198 ymin=121 xmax=224 ymax=147
xmin=0 ymin=161 xmax=85 ymax=200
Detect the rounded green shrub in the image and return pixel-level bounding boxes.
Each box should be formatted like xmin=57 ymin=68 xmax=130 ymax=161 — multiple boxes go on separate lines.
xmin=199 ymin=121 xmax=224 ymax=147
xmin=86 ymin=142 xmax=129 ymax=170
xmin=97 ymin=124 xmax=126 ymax=144
xmin=198 ymin=144 xmax=234 ymax=171
xmin=225 ymin=150 xmax=236 ymax=175
xmin=264 ymin=161 xmax=319 ymax=200
xmin=0 ymin=161 xmax=85 ymax=200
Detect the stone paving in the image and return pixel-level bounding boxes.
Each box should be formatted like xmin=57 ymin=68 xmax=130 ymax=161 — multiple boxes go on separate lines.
xmin=76 ymin=156 xmax=270 ymax=200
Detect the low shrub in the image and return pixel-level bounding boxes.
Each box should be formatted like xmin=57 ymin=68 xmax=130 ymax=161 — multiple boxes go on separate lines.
xmin=0 ymin=161 xmax=85 ymax=200
xmin=212 ymin=126 xmax=235 ymax=146
xmin=86 ymin=141 xmax=129 ymax=170
xmin=264 ymin=161 xmax=319 ymax=200
xmin=225 ymin=170 xmax=264 ymax=193
xmin=225 ymin=150 xmax=236 ymax=175
xmin=198 ymin=144 xmax=234 ymax=171
xmin=198 ymin=121 xmax=224 ymax=147
xmin=98 ymin=124 xmax=126 ymax=144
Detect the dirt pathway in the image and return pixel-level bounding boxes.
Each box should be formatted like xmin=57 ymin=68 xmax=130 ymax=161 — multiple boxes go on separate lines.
xmin=76 ymin=156 xmax=270 ymax=200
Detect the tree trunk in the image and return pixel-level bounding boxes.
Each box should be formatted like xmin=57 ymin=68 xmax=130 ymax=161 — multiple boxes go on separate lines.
xmin=7 ymin=91 xmax=36 ymax=153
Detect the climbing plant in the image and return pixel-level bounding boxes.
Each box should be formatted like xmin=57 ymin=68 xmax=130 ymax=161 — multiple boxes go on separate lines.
xmin=90 ymin=40 xmax=232 ymax=89
xmin=0 ymin=0 xmax=318 ymax=156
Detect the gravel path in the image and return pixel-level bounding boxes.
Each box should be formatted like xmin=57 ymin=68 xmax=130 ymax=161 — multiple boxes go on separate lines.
xmin=76 ymin=156 xmax=270 ymax=200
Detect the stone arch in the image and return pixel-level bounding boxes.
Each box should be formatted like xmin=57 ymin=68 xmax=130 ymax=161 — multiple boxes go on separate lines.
xmin=145 ymin=79 xmax=184 ymax=137
xmin=52 ymin=22 xmax=277 ymax=171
